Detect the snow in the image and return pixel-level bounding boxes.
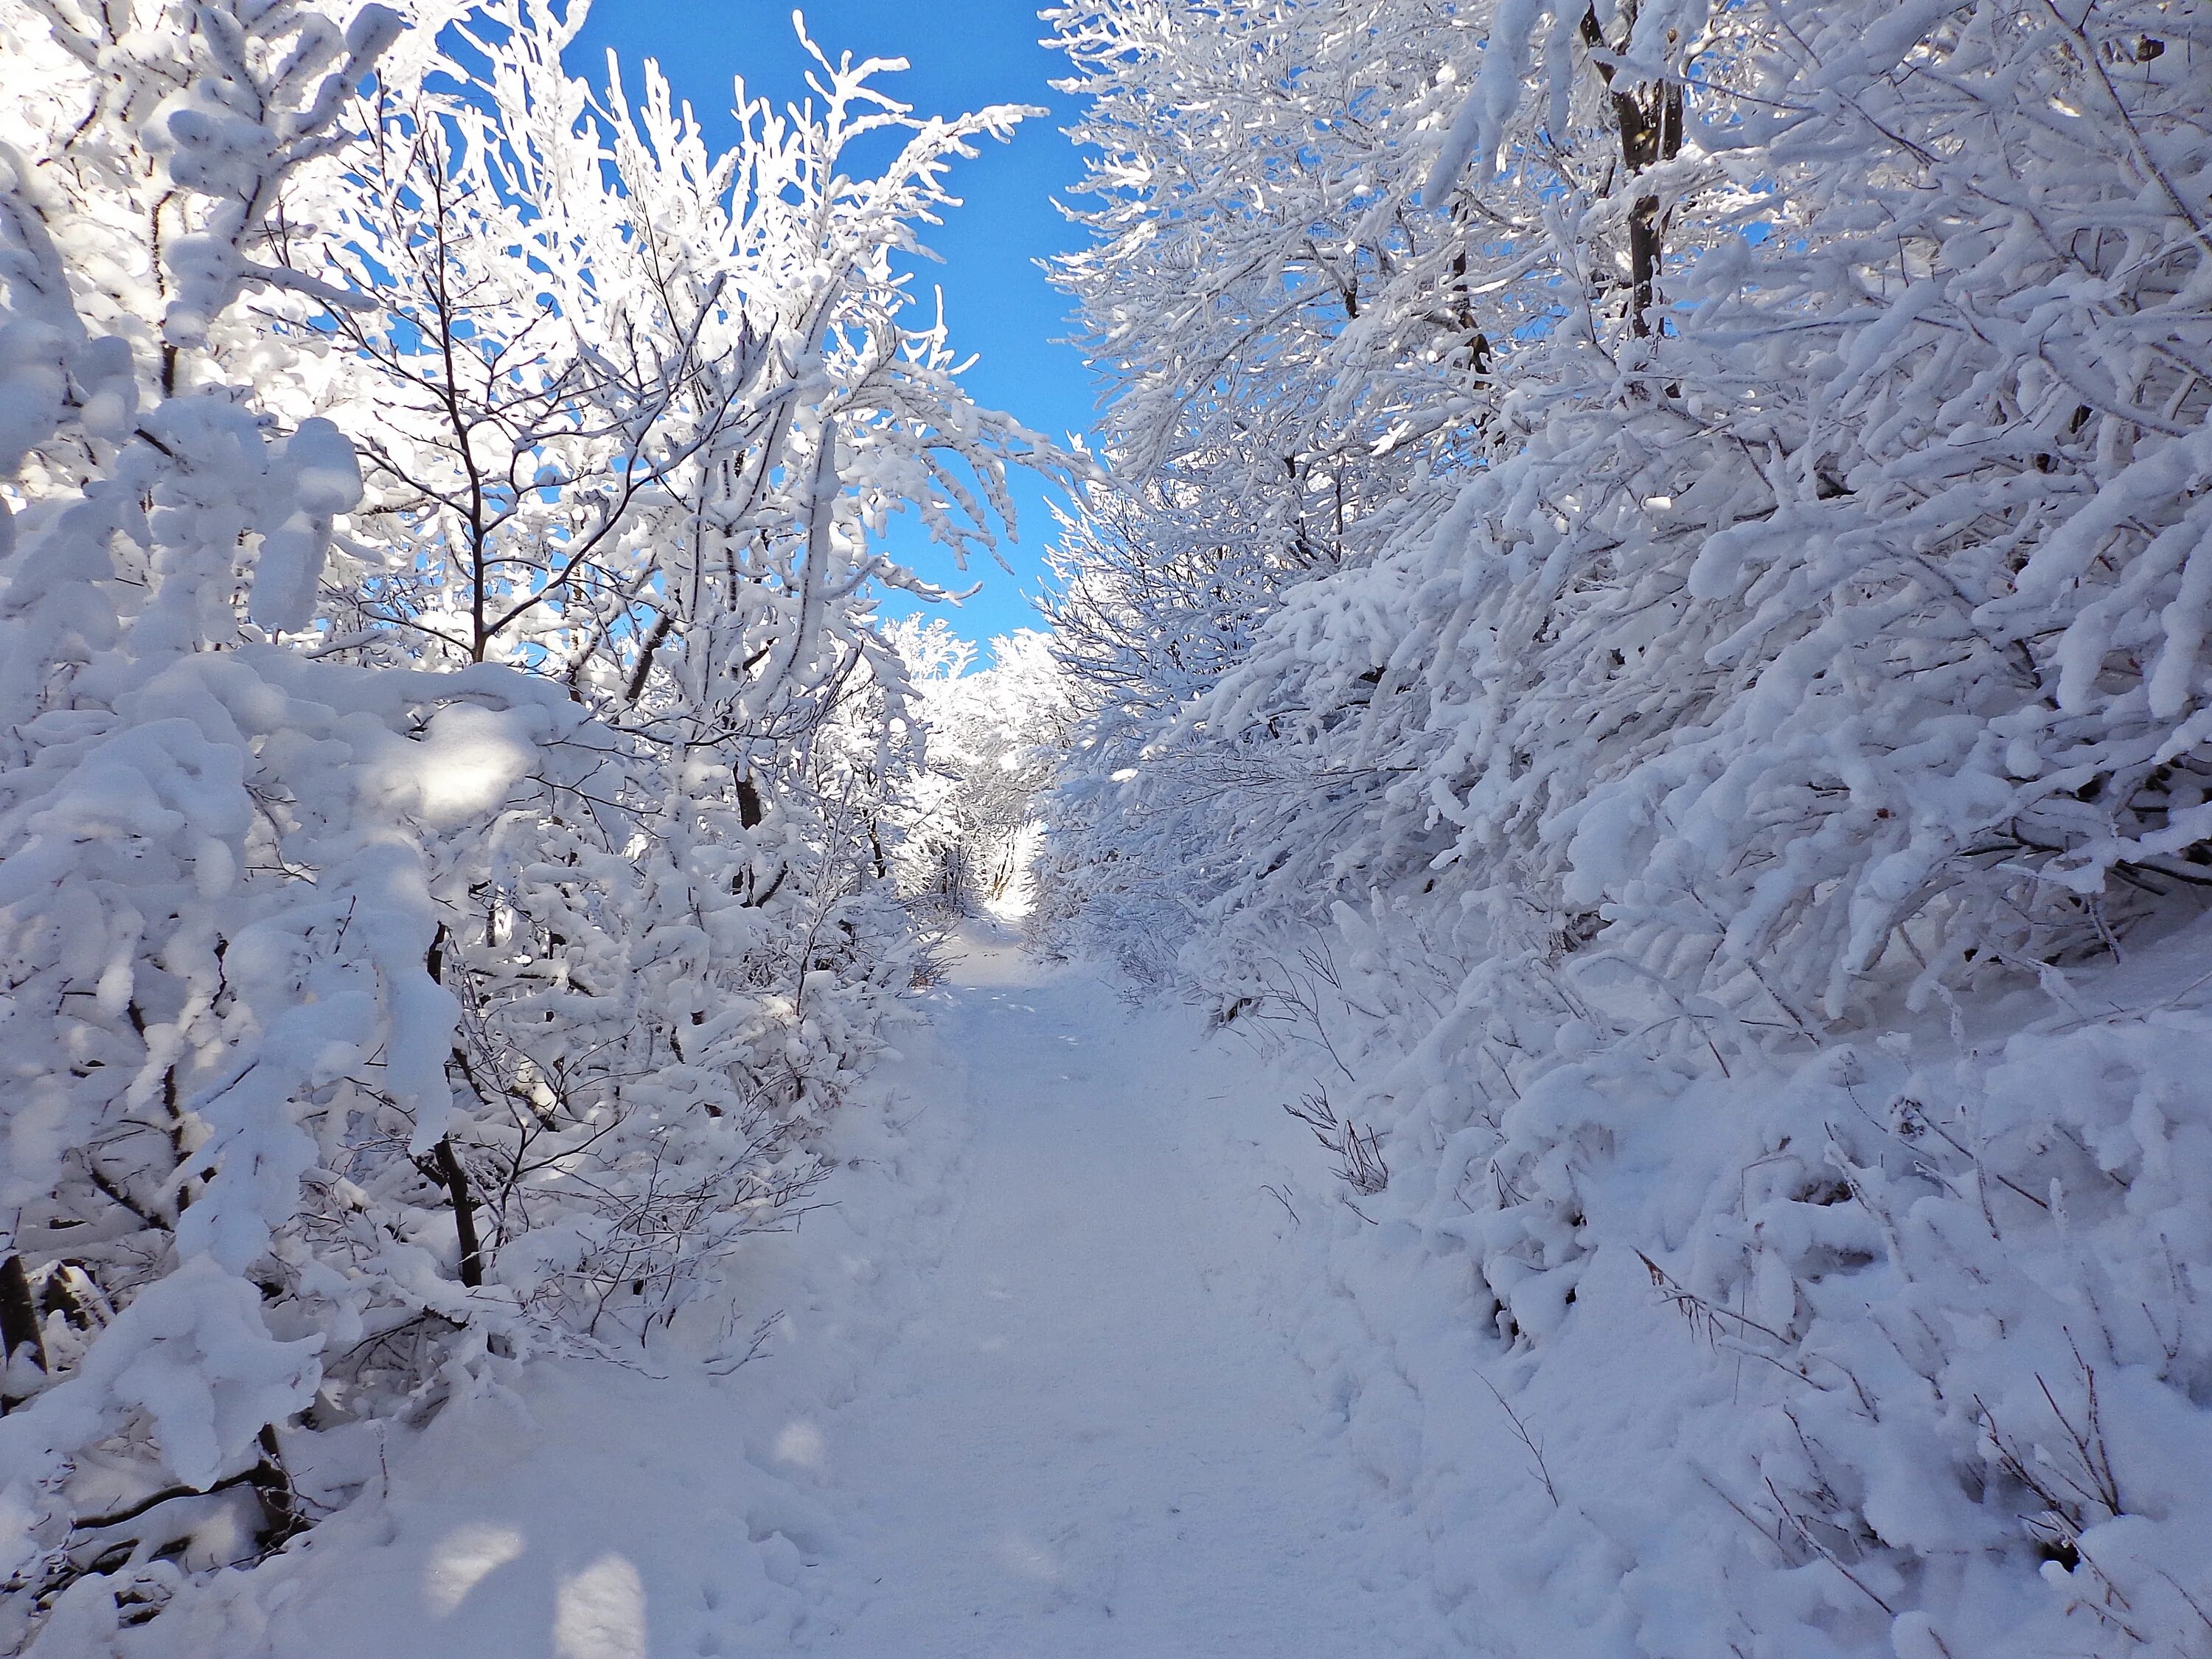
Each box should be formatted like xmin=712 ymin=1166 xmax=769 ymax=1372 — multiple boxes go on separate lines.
xmin=6 ymin=0 xmax=2210 ymax=1652
xmin=75 ymin=905 xmax=2208 ymax=1658
xmin=807 ymin=931 xmax=1435 ymax=1655
xmin=147 ymin=1364 xmax=829 ymax=1659
xmin=98 ymin=929 xmax=1448 ymax=1658
xmin=396 ymin=703 xmax=541 ymax=830
xmin=246 ymin=418 xmax=360 ymax=636
xmin=21 ymin=845 xmax=2212 ymax=1659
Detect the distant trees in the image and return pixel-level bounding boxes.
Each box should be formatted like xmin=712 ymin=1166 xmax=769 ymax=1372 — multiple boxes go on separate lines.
xmin=0 ymin=0 xmax=1041 ymax=1636
xmin=893 ymin=621 xmax=1072 ymax=919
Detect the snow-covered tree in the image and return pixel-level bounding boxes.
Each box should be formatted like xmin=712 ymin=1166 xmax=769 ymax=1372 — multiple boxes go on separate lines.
xmin=1050 ymin=0 xmax=2212 ymax=1015
xmin=0 ymin=0 xmax=1046 ymax=1638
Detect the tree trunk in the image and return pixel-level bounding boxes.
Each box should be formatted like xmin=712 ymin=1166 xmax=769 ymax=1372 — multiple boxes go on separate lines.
xmin=433 ymin=1137 xmax=484 ymax=1289
xmin=1580 ymin=7 xmax=1685 ymax=338
xmin=422 ymin=930 xmax=484 ymax=1290
xmin=246 ymin=1422 xmax=307 ymax=1546
xmin=1 ymin=1253 xmax=49 ymax=1413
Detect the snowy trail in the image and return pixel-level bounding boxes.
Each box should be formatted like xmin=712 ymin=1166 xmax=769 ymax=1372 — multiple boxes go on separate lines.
xmin=174 ymin=931 xmax=1445 ymax=1659
xmin=799 ymin=932 xmax=1435 ymax=1657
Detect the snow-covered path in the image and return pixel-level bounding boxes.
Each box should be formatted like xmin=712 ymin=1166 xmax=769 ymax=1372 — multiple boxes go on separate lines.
xmin=161 ymin=931 xmax=1444 ymax=1659
xmin=800 ymin=932 xmax=1434 ymax=1656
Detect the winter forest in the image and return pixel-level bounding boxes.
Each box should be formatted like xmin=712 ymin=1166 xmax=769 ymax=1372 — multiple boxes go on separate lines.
xmin=1 ymin=0 xmax=2209 ymax=1653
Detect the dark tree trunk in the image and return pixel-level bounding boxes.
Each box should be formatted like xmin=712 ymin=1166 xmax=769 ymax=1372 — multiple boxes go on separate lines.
xmin=0 ymin=1253 xmax=47 ymax=1413
xmin=422 ymin=928 xmax=484 ymax=1290
xmin=1580 ymin=6 xmax=1685 ymax=338
xmin=246 ymin=1423 xmax=307 ymax=1546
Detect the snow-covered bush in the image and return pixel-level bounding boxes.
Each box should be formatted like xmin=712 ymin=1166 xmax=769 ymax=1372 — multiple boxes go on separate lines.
xmin=0 ymin=0 xmax=1040 ymax=1639
xmin=1046 ymin=0 xmax=2212 ymax=1649
xmin=1262 ymin=895 xmax=2212 ymax=1657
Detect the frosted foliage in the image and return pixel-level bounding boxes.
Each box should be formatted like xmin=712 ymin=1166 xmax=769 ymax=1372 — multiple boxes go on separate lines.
xmin=0 ymin=0 xmax=1037 ymax=1643
xmin=1047 ymin=0 xmax=2212 ymax=1015
xmin=1045 ymin=0 xmax=2212 ymax=1651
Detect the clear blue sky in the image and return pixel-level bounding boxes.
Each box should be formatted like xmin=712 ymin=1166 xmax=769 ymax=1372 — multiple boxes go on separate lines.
xmin=571 ymin=1 xmax=1094 ymax=643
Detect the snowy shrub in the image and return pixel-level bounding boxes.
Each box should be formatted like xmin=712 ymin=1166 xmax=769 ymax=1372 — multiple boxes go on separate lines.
xmin=0 ymin=0 xmax=1044 ymax=1639
xmin=1273 ymin=899 xmax=2212 ymax=1656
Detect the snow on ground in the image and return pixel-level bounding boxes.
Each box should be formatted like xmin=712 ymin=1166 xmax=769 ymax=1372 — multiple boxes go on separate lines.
xmin=99 ymin=928 xmax=1451 ymax=1659
xmin=801 ymin=928 xmax=1441 ymax=1657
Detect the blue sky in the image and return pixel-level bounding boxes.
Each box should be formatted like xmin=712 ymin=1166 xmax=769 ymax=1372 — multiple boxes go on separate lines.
xmin=571 ymin=1 xmax=1095 ymax=643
